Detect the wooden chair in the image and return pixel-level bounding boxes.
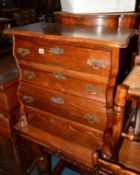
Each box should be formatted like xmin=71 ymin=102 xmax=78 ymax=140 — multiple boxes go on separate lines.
xmin=118 ymin=26 xmax=140 ymax=174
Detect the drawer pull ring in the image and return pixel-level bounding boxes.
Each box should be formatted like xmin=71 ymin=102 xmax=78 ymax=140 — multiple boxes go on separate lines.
xmin=24 ymin=70 xmax=36 ymax=79
xmin=48 ymin=47 xmax=64 ymax=55
xmin=87 ymin=59 xmax=106 ymax=69
xmin=0 ymin=113 xmax=4 ymax=119
xmin=83 ymin=114 xmax=99 ymax=124
xmin=23 ymin=95 xmax=34 ymax=104
xmin=50 ymin=96 xmax=64 ymax=104
xmin=85 ymin=85 xmax=102 ymax=95
xmin=17 ymin=48 xmax=30 ymax=56
xmin=52 ymin=72 xmax=66 ymax=80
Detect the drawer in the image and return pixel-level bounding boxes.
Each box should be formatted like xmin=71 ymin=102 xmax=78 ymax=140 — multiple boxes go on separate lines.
xmin=20 ymin=65 xmax=107 ymax=103
xmin=14 ymin=36 xmax=111 ymax=77
xmin=16 ymin=106 xmax=103 ymax=168
xmin=18 ymin=82 xmax=107 ymax=131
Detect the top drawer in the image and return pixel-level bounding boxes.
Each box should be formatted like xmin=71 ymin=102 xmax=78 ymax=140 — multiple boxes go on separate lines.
xmin=14 ymin=36 xmax=111 ymax=77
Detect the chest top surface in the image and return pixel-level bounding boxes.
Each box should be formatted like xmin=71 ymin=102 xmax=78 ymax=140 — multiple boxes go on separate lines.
xmin=4 ymin=22 xmax=138 ymax=48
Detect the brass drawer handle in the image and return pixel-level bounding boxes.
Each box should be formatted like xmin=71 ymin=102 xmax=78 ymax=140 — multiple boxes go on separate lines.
xmin=23 ymin=95 xmax=34 ymax=104
xmin=50 ymin=96 xmax=64 ymax=104
xmin=0 ymin=113 xmax=4 ymax=119
xmin=24 ymin=70 xmax=36 ymax=79
xmin=87 ymin=58 xmax=106 ymax=70
xmin=83 ymin=114 xmax=99 ymax=124
xmin=48 ymin=47 xmax=64 ymax=55
xmin=52 ymin=72 xmax=66 ymax=80
xmin=85 ymin=85 xmax=102 ymax=95
xmin=17 ymin=48 xmax=30 ymax=56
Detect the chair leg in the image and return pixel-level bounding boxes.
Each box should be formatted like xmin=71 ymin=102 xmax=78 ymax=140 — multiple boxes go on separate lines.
xmin=32 ymin=144 xmax=51 ymax=175
xmin=37 ymin=153 xmax=51 ymax=175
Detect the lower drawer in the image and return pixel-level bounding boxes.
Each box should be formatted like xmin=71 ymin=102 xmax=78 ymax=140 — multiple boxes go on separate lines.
xmin=15 ymin=106 xmax=103 ymax=168
xmin=18 ymin=82 xmax=107 ymax=131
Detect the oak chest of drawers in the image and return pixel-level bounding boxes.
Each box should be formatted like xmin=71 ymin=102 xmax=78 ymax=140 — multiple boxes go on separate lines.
xmin=4 ymin=22 xmax=138 ymax=172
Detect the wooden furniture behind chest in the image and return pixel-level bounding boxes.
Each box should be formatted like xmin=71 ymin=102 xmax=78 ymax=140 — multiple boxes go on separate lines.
xmin=54 ymin=12 xmax=139 ymax=29
xmin=0 ymin=57 xmax=19 ymax=139
xmin=17 ymin=8 xmax=38 ymax=25
xmin=4 ymin=22 xmax=138 ymax=174
xmin=0 ymin=57 xmax=34 ymax=175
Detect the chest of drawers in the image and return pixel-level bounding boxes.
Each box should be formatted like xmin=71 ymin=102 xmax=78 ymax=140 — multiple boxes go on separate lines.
xmin=4 ymin=22 xmax=138 ymax=172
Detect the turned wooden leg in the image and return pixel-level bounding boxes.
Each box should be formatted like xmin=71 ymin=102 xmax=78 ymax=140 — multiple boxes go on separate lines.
xmin=37 ymin=153 xmax=51 ymax=175
xmin=32 ymin=144 xmax=51 ymax=175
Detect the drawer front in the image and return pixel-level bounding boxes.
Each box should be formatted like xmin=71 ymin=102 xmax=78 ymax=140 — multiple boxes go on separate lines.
xmin=20 ymin=106 xmax=104 ymax=168
xmin=15 ymin=37 xmax=111 ymax=77
xmin=18 ymin=83 xmax=107 ymax=131
xmin=26 ymin=106 xmax=104 ymax=140
xmin=20 ymin=66 xmax=107 ymax=103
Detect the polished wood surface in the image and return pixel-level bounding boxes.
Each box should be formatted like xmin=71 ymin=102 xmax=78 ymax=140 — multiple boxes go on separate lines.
xmin=54 ymin=12 xmax=140 ymax=29
xmin=4 ymin=22 xmax=138 ymax=48
xmin=54 ymin=12 xmax=120 ymax=28
xmin=4 ymin=22 xmax=138 ymax=174
xmin=118 ymin=12 xmax=140 ymax=29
